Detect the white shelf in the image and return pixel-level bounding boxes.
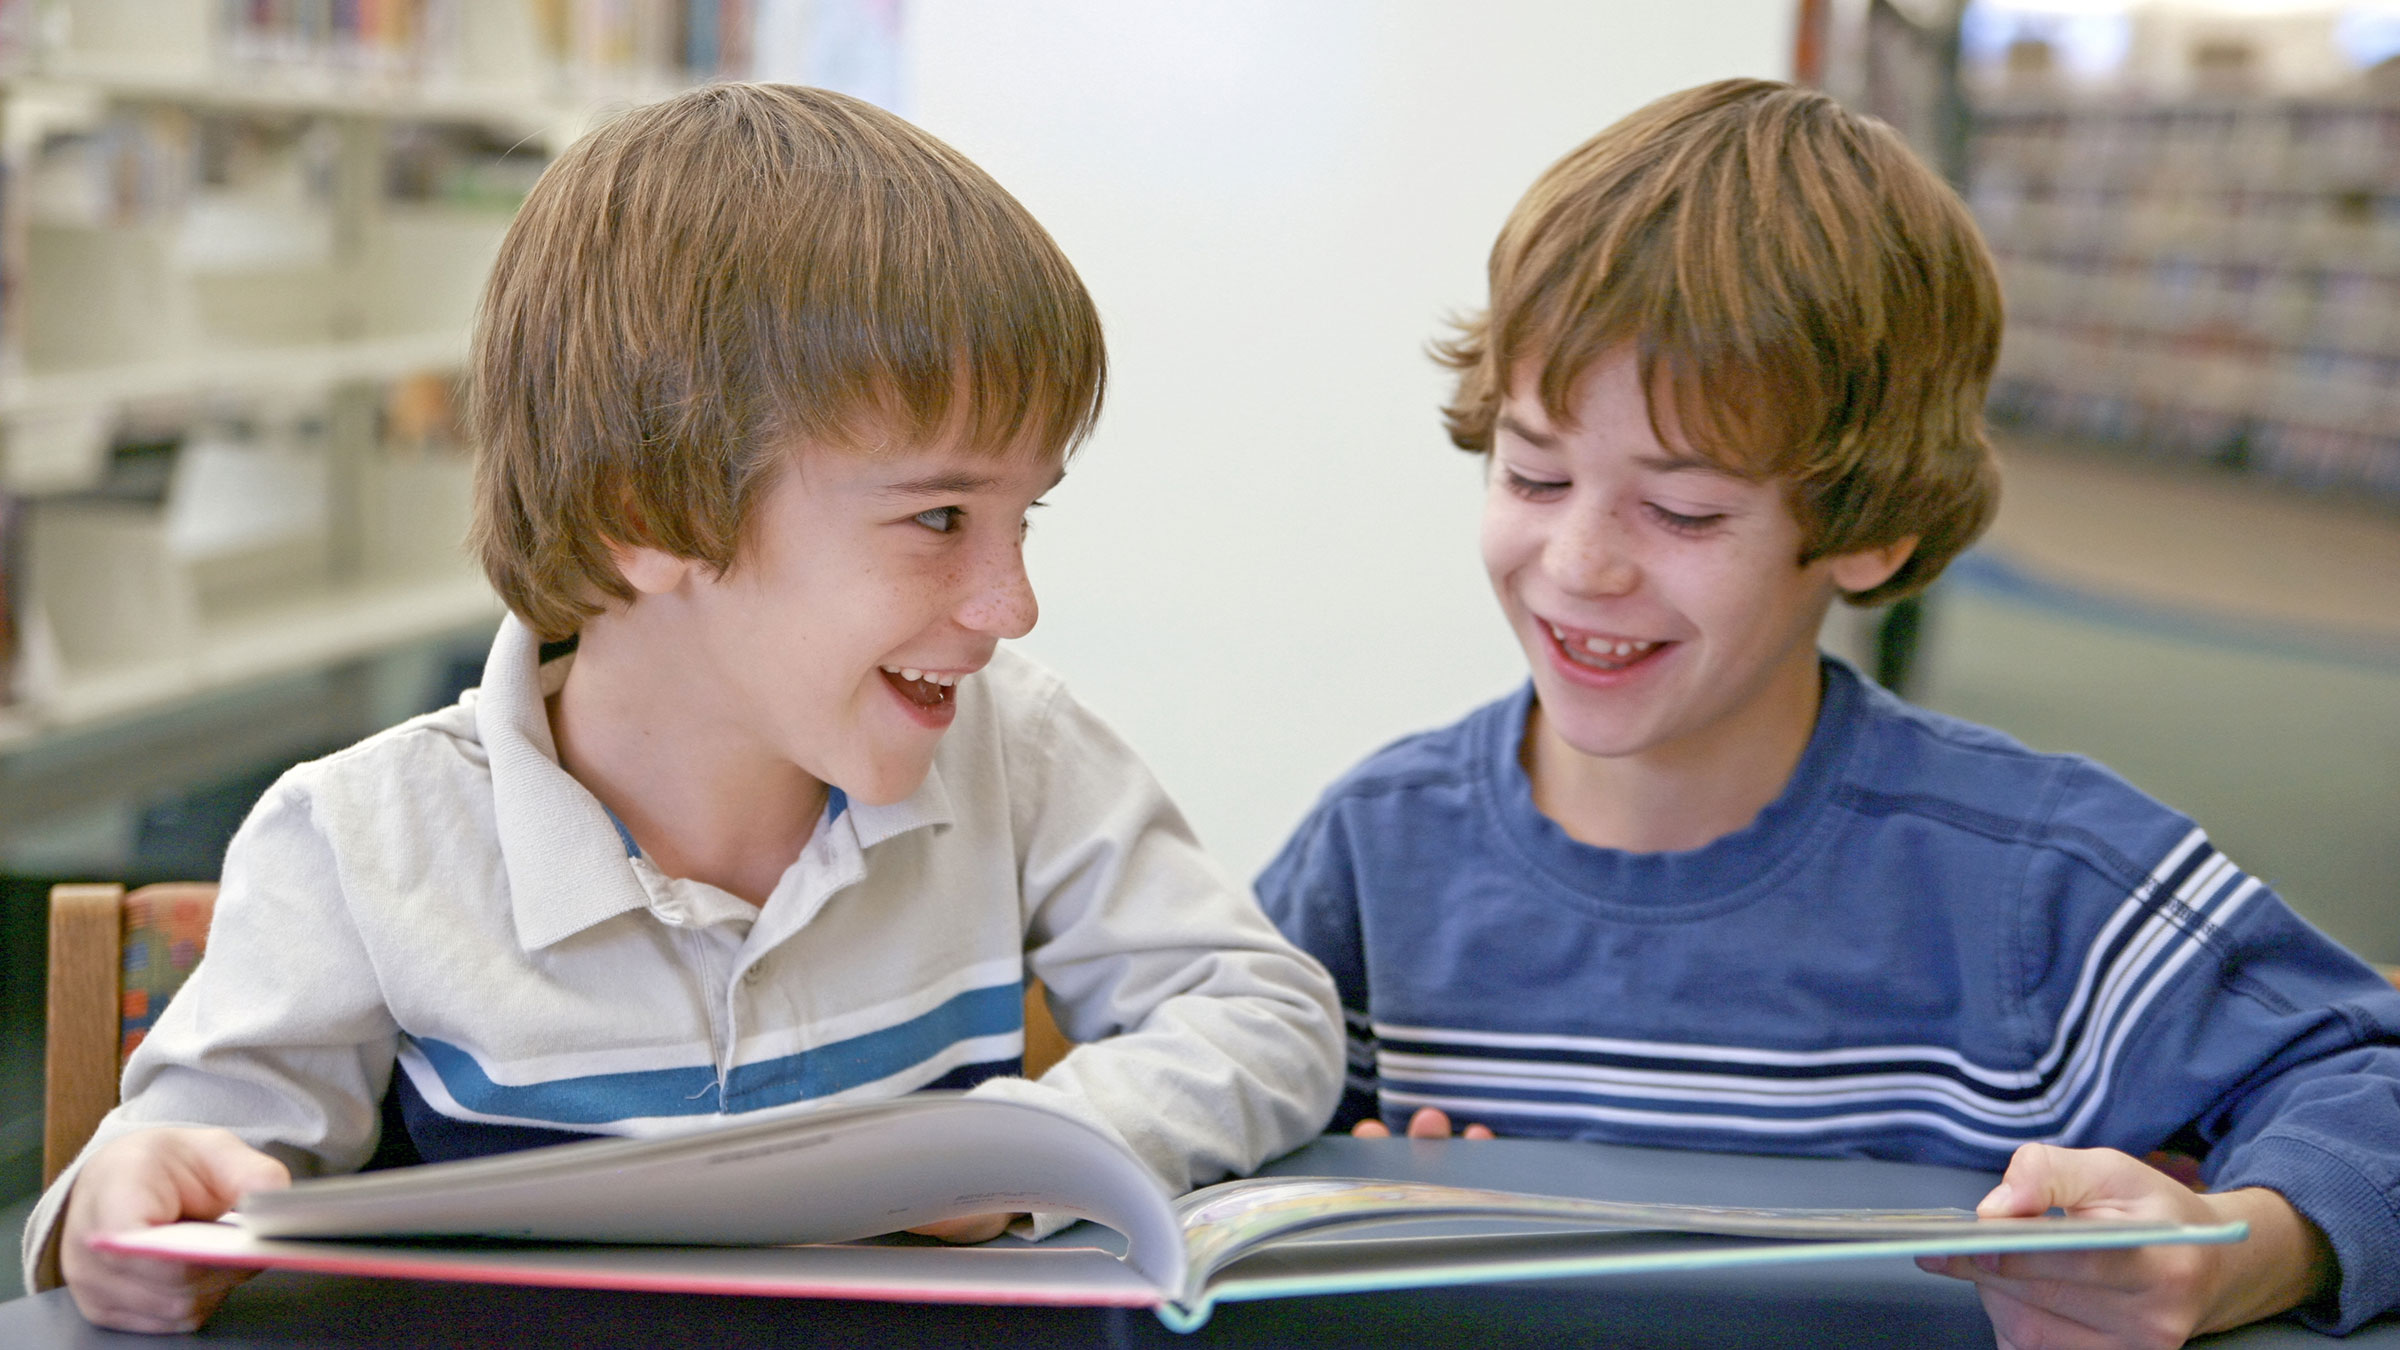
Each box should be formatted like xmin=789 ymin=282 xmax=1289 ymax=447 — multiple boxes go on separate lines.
xmin=0 ymin=331 xmax=469 ymax=416
xmin=8 ymin=59 xmax=562 ymax=134
xmin=0 ymin=569 xmax=499 ymax=748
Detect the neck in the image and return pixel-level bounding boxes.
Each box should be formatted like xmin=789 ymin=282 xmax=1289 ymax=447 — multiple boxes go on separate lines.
xmin=547 ymin=614 xmax=825 ymax=907
xmin=1524 ymin=654 xmax=1826 ymax=855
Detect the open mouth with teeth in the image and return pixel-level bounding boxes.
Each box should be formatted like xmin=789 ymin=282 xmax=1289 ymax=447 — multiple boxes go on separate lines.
xmin=1545 ymin=622 xmax=1667 ymax=674
xmin=880 ymin=665 xmax=961 ymax=709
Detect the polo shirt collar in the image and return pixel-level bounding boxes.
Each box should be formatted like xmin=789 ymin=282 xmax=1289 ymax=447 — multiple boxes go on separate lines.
xmin=842 ymin=769 xmax=954 ymax=847
xmin=478 ymin=616 xmax=653 ymax=951
xmin=475 ymin=616 xmax=958 ymax=951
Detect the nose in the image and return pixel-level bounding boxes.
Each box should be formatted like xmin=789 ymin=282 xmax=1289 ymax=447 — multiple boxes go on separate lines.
xmin=956 ymin=534 xmax=1039 ymax=639
xmin=1546 ymin=503 xmax=1641 ymax=598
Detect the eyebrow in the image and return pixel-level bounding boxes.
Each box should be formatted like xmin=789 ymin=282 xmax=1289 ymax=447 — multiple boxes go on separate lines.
xmin=878 ymin=472 xmax=999 ymax=498
xmin=874 ymin=465 xmax=1068 ymax=498
xmin=1632 ymin=451 xmax=1739 ymax=477
xmin=1500 ymin=413 xmax=1735 ymax=478
xmin=1495 ymin=414 xmax=1559 ymax=449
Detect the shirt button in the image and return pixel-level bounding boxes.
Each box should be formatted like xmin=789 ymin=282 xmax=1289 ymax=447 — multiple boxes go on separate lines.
xmin=741 ymin=965 xmax=763 ymax=985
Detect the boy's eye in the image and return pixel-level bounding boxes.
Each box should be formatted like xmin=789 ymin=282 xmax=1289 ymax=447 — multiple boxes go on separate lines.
xmin=1503 ymin=470 xmax=1568 ymax=500
xmin=1647 ymin=503 xmax=1725 ymax=534
xmin=914 ymin=506 xmax=962 ymax=533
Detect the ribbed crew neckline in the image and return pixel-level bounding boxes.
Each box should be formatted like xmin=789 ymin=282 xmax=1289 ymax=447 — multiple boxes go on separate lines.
xmin=1473 ymin=657 xmax=1869 ymax=920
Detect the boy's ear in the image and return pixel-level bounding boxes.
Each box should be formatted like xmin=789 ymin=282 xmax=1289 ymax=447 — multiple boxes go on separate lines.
xmin=1826 ymin=536 xmax=1918 ymax=596
xmin=605 ymin=538 xmax=696 ymax=596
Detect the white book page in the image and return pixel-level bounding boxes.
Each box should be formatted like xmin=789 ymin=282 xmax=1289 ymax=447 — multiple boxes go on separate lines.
xmin=1171 ymin=1176 xmax=2244 ymax=1290
xmin=235 ymin=1095 xmax=1190 ymax=1292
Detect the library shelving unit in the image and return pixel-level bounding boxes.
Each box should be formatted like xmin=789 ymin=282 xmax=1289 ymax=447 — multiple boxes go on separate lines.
xmin=1970 ymin=86 xmax=2400 ymax=502
xmin=0 ymin=0 xmax=753 ymax=751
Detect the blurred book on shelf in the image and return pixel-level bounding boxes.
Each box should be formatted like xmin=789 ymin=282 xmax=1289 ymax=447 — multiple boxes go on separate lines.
xmin=217 ymin=0 xmax=471 ymax=83
xmin=1965 ymin=0 xmax=2400 ymax=503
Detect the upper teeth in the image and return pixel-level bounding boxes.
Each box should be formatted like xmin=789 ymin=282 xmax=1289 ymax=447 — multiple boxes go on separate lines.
xmin=1548 ymin=624 xmax=1655 ymax=658
xmin=883 ymin=666 xmax=960 ymax=686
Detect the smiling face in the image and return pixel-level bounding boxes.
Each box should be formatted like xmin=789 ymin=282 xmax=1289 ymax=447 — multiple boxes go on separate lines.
xmin=608 ymin=435 xmax=1063 ymax=807
xmin=1482 ymin=349 xmax=1909 ymax=791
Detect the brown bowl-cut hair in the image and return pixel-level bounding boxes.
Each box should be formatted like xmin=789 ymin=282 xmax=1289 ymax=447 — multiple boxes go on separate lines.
xmin=1437 ymin=78 xmax=1999 ymax=606
xmin=470 ymin=83 xmax=1107 ymax=641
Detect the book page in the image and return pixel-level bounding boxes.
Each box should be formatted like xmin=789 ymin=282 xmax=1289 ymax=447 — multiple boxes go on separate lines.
xmin=236 ymin=1094 xmax=1191 ymax=1292
xmin=1170 ymin=1176 xmax=2239 ymax=1291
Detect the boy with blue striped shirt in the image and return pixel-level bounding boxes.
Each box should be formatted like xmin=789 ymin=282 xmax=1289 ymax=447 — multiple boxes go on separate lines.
xmin=32 ymin=84 xmax=1341 ymax=1331
xmin=1259 ymin=79 xmax=2400 ymax=1343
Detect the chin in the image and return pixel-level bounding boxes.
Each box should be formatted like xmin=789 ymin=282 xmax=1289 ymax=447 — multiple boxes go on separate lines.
xmin=1531 ymin=682 xmax=1666 ymax=761
xmin=1545 ymin=721 xmax=1659 ymax=762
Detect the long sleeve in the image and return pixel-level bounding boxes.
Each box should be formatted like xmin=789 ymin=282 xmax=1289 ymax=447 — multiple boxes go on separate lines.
xmin=970 ymin=674 xmax=1343 ymax=1203
xmin=21 ymin=781 xmax=402 ymax=1292
xmin=2028 ymin=805 xmax=2400 ymax=1333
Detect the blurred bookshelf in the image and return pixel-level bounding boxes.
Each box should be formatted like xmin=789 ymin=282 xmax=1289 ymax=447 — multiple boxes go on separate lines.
xmin=0 ymin=0 xmax=861 ymax=752
xmin=1976 ymin=91 xmax=2400 ymax=499
xmin=1963 ymin=0 xmax=2400 ymax=505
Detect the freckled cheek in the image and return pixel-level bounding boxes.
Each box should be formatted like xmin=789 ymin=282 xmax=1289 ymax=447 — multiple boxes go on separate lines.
xmin=1478 ymin=502 xmax=1537 ymax=585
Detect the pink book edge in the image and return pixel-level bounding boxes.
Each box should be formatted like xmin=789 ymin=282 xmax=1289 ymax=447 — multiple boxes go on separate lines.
xmin=93 ymin=1224 xmax=1164 ymax=1311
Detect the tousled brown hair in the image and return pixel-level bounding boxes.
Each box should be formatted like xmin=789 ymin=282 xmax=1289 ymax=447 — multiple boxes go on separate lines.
xmin=1438 ymin=79 xmax=1999 ymax=605
xmin=471 ymin=83 xmax=1106 ymax=640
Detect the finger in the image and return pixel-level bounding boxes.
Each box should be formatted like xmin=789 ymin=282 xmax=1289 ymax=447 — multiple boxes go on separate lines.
xmin=66 ymin=1251 xmax=255 ymax=1335
xmin=1405 ymin=1108 xmax=1454 ymax=1139
xmin=1968 ymin=1268 xmax=2198 ymax=1345
xmin=1982 ymin=1144 xmax=2177 ymax=1221
xmin=1930 ymin=1242 xmax=2204 ymax=1327
xmin=169 ymin=1130 xmax=292 ymax=1217
xmin=60 ymin=1128 xmax=285 ymax=1333
xmin=77 ymin=1130 xmax=289 ymax=1239
xmin=1350 ymin=1118 xmax=1393 ymax=1138
xmin=1964 ymin=1239 xmax=2207 ymax=1299
xmin=1462 ymin=1123 xmax=1496 ymax=1140
xmin=1980 ymin=1143 xmax=2064 ymax=1219
xmin=1977 ymin=1278 xmax=2161 ymax=1350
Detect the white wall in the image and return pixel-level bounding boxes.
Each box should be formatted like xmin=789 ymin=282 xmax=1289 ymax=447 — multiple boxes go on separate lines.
xmin=908 ymin=2 xmax=1795 ymax=878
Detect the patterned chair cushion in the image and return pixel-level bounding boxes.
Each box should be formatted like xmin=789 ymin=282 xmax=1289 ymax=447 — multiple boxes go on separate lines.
xmin=119 ymin=887 xmax=214 ymax=1061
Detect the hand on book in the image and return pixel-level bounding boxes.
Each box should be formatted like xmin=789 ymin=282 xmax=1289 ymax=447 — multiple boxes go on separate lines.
xmin=61 ymin=1126 xmax=292 ymax=1333
xmin=1914 ymin=1142 xmax=2335 ymax=1348
xmin=1349 ymin=1107 xmax=1495 ymax=1140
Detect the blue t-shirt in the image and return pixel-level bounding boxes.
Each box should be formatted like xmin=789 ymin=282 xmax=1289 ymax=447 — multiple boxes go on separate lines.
xmin=1258 ymin=658 xmax=2400 ymax=1332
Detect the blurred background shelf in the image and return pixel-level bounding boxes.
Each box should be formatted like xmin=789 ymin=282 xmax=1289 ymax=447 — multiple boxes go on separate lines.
xmin=0 ymin=568 xmax=495 ymax=746
xmin=1963 ymin=3 xmax=2400 ymax=499
xmin=0 ymin=331 xmax=466 ymax=419
xmin=0 ymin=0 xmax=790 ymax=745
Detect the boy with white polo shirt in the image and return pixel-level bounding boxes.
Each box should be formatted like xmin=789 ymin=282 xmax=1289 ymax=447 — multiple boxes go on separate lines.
xmin=1259 ymin=79 xmax=2400 ymax=1343
xmin=28 ymin=83 xmax=1341 ymax=1332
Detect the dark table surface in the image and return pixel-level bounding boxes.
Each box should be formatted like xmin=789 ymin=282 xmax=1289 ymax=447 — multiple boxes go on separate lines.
xmin=5 ymin=1135 xmax=2393 ymax=1348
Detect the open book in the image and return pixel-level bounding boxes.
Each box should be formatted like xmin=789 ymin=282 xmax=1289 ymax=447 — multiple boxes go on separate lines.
xmin=101 ymin=1094 xmax=2246 ymax=1333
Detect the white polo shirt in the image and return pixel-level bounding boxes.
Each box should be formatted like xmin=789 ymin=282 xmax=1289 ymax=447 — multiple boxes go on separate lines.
xmin=26 ymin=616 xmax=1342 ymax=1288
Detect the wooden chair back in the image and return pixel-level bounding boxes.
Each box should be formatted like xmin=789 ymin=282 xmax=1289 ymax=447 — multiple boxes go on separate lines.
xmin=43 ymin=879 xmax=1075 ymax=1188
xmin=43 ymin=881 xmax=218 ymax=1188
